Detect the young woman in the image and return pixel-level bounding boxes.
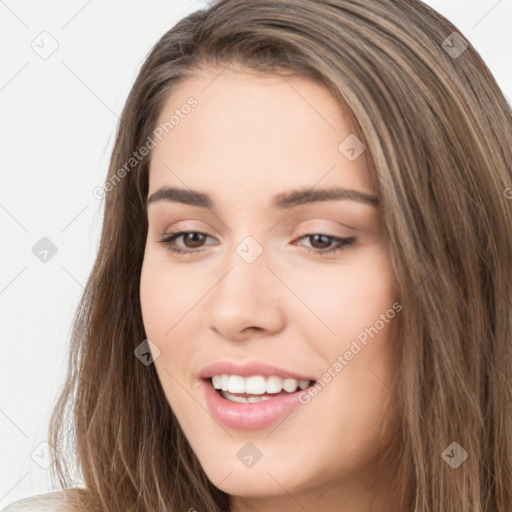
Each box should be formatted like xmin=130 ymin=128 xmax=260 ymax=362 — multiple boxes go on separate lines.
xmin=4 ymin=0 xmax=511 ymax=510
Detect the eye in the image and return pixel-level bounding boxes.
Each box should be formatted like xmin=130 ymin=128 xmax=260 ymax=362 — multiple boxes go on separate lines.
xmin=156 ymin=230 xmax=356 ymax=257
xmin=292 ymin=233 xmax=356 ymax=256
xmin=157 ymin=230 xmax=216 ymax=255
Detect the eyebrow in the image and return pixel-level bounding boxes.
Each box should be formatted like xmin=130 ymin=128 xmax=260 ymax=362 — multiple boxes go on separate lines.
xmin=146 ymin=186 xmax=379 ymax=209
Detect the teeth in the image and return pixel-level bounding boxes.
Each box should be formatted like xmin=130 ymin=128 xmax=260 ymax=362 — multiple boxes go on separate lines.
xmin=211 ymin=375 xmax=221 ymax=389
xmin=228 ymin=375 xmax=245 ymax=393
xmin=210 ymin=374 xmax=312 ymax=394
xmin=221 ymin=391 xmax=273 ymax=403
xmin=245 ymin=376 xmax=267 ymax=394
xmin=282 ymin=378 xmax=299 ymax=393
xmin=299 ymin=379 xmax=310 ymax=389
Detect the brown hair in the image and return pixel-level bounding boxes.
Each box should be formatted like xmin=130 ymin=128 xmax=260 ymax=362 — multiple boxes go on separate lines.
xmin=48 ymin=0 xmax=512 ymax=510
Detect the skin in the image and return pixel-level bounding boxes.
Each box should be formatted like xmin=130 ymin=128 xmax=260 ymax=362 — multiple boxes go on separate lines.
xmin=139 ymin=65 xmax=402 ymax=512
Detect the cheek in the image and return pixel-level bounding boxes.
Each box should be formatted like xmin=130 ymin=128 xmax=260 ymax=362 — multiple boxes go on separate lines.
xmin=139 ymin=268 xmax=212 ymax=443
xmin=340 ymin=258 xmax=397 ymax=342
xmin=294 ymin=245 xmax=400 ymax=425
xmin=139 ymin=247 xmax=209 ymax=395
xmin=139 ymin=252 xmax=198 ymax=409
xmin=139 ymin=255 xmax=168 ymax=338
xmin=139 ymin=247 xmax=201 ymax=337
xmin=291 ymin=245 xmax=397 ymax=344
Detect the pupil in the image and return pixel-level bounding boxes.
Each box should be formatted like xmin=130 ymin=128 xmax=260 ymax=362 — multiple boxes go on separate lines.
xmin=185 ymin=233 xmax=205 ymax=248
xmin=311 ymin=234 xmax=330 ymax=249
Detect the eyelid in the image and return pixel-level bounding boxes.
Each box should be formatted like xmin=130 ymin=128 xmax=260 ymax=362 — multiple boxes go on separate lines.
xmin=294 ymin=225 xmax=352 ymax=239
xmin=158 ymin=219 xmax=354 ymax=244
xmin=290 ymin=220 xmax=358 ymax=247
xmin=158 ymin=222 xmax=350 ymax=246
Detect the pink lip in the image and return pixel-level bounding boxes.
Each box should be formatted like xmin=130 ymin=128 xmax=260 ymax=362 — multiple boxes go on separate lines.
xmin=199 ymin=360 xmax=316 ymax=381
xmin=202 ymin=378 xmax=311 ymax=430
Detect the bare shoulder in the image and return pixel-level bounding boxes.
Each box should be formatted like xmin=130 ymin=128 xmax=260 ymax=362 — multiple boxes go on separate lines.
xmin=1 ymin=489 xmax=76 ymax=512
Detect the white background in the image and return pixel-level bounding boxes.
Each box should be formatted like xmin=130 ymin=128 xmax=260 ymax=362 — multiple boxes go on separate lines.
xmin=1 ymin=0 xmax=511 ymax=506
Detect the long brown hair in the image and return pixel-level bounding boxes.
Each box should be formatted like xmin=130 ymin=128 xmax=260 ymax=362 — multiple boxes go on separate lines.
xmin=48 ymin=0 xmax=512 ymax=510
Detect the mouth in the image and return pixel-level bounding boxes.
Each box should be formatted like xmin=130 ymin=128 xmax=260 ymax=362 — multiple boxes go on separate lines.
xmin=201 ymin=374 xmax=318 ymax=430
xmin=206 ymin=374 xmax=316 ymax=403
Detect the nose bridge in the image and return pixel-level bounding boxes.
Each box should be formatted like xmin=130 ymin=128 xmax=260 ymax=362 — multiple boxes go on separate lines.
xmin=206 ymin=232 xmax=284 ymax=338
xmin=213 ymin=233 xmax=272 ymax=309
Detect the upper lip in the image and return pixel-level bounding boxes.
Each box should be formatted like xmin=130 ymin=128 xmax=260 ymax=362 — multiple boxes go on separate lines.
xmin=199 ymin=360 xmax=317 ymax=382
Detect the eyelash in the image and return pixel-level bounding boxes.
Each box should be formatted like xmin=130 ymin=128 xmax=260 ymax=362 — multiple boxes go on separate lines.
xmin=156 ymin=230 xmax=356 ymax=257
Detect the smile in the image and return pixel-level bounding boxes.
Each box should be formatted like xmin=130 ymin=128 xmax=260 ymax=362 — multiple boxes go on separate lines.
xmin=202 ymin=375 xmax=317 ymax=430
xmin=212 ymin=374 xmax=312 ymax=396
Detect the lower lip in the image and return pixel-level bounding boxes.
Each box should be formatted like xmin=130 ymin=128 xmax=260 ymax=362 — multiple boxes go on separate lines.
xmin=202 ymin=379 xmax=309 ymax=431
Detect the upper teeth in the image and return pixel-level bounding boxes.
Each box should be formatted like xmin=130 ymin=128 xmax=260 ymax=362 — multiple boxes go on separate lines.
xmin=211 ymin=374 xmax=311 ymax=394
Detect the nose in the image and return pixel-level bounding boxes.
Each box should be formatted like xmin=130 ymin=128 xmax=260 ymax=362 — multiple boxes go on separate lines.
xmin=206 ymin=243 xmax=285 ymax=342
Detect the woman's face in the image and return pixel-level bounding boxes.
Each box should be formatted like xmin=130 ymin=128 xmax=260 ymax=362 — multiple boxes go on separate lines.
xmin=140 ymin=66 xmax=402 ymax=510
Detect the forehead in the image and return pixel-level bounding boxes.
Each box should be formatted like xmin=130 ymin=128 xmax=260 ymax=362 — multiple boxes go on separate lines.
xmin=148 ymin=66 xmax=375 ymax=206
